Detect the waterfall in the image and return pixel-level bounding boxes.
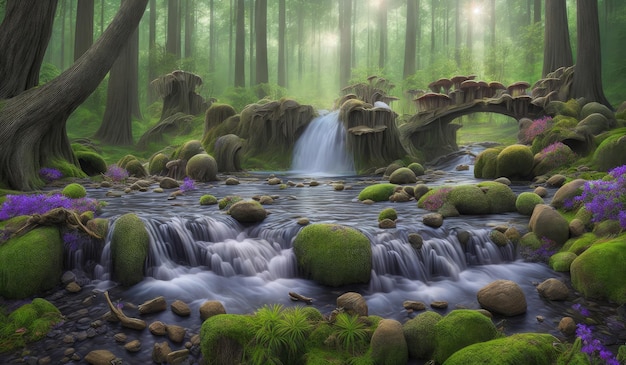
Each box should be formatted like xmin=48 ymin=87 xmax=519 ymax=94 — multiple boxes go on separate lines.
xmin=291 ymin=110 xmax=355 ymax=175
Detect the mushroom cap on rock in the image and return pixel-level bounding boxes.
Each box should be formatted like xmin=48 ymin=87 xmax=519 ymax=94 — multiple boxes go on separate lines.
xmin=227 ymin=200 xmax=267 ymax=223
xmin=477 ymin=280 xmax=527 ymax=316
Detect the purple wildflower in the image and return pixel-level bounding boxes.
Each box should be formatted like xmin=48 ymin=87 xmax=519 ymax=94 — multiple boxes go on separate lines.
xmin=0 ymin=194 xmax=100 ymax=220
xmin=576 ymin=323 xmax=619 ymax=364
xmin=524 ymin=116 xmax=552 ymax=141
xmin=573 ymin=166 xmax=626 ymax=229
xmin=180 ymin=177 xmax=196 ymax=192
xmin=62 ymin=231 xmax=84 ymax=251
xmin=572 ymin=303 xmax=590 ymax=317
xmin=104 ymin=164 xmax=129 ymax=182
xmin=39 ymin=167 xmax=63 ymax=182
xmin=422 ymin=187 xmax=452 ymax=211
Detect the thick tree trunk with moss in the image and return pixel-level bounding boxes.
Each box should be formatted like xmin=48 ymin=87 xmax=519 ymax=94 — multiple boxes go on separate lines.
xmin=151 ymin=70 xmax=207 ymax=121
xmin=542 ymin=0 xmax=573 ymax=77
xmin=0 ymin=0 xmax=149 ymax=191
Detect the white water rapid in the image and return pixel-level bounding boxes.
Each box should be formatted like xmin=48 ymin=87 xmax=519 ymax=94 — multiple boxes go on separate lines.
xmin=291 ymin=110 xmax=355 ymax=175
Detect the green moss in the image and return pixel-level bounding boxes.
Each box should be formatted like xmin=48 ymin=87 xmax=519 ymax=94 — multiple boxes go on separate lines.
xmin=200 ymin=314 xmax=255 ymax=365
xmin=200 ymin=194 xmax=218 ymax=205
xmin=515 ymin=192 xmax=544 ymax=216
xmin=592 ymin=128 xmax=626 ymax=171
xmin=496 ymin=144 xmax=534 ymax=179
xmin=148 ymin=153 xmax=169 ymax=175
xmin=443 ymin=333 xmax=559 ymax=365
xmin=110 ymin=213 xmax=149 ymax=286
xmin=580 ymin=101 xmax=614 ymax=120
xmin=570 ymin=235 xmax=626 ymax=303
xmin=549 ymin=252 xmax=577 ymax=272
xmin=477 ymin=181 xmax=517 ymax=213
xmin=370 ymin=319 xmax=407 ymax=365
xmin=186 ymin=153 xmax=218 ymax=182
xmin=407 ymin=162 xmax=425 ymax=176
xmin=562 ymin=233 xmax=597 ymax=255
xmin=378 ymin=208 xmax=397 ymax=222
xmin=61 ymin=183 xmax=87 ymax=199
xmin=218 ymin=195 xmax=243 ymax=210
xmin=474 ymin=148 xmax=501 ymax=179
xmin=403 ymin=311 xmax=442 ymax=360
xmin=117 ymin=154 xmax=139 ymax=169
xmin=388 ymin=167 xmax=417 ymax=184
xmin=48 ymin=158 xmax=86 ymax=179
xmin=433 ymin=309 xmax=500 ymax=364
xmin=75 ymin=151 xmax=107 ymax=176
xmin=357 ymin=183 xmax=398 ymax=202
xmin=0 ymin=227 xmax=63 ymax=299
xmin=447 ymin=185 xmax=490 ymax=215
xmin=1 ymin=299 xmax=62 ymax=353
xmin=125 ymin=159 xmax=147 ymax=178
xmin=174 ymin=139 xmax=206 ymax=161
xmin=293 ymin=223 xmax=371 ymax=287
xmin=8 ymin=304 xmax=38 ymax=328
xmin=552 ymin=115 xmax=579 ymax=129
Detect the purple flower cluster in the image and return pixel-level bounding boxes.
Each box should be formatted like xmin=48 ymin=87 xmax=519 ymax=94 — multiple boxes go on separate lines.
xmin=573 ymin=165 xmax=626 ymax=229
xmin=524 ymin=116 xmax=552 ymax=141
xmin=0 ymin=194 xmax=99 ymax=221
xmin=576 ymin=323 xmax=619 ymax=365
xmin=520 ymin=237 xmax=558 ymax=263
xmin=62 ymin=231 xmax=85 ymax=251
xmin=104 ymin=164 xmax=129 ymax=182
xmin=39 ymin=167 xmax=63 ymax=182
xmin=538 ymin=142 xmax=577 ymax=166
xmin=572 ymin=303 xmax=591 ymax=317
xmin=180 ymin=177 xmax=196 ymax=192
xmin=422 ymin=187 xmax=452 ymax=211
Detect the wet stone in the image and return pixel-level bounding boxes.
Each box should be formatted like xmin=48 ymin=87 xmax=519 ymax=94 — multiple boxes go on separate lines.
xmin=171 ymin=300 xmax=191 ymax=317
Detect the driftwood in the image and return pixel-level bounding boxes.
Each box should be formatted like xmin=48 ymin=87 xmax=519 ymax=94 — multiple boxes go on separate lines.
xmin=288 ymin=292 xmax=313 ymax=305
xmin=5 ymin=207 xmax=102 ymax=242
xmin=104 ymin=291 xmax=147 ymax=330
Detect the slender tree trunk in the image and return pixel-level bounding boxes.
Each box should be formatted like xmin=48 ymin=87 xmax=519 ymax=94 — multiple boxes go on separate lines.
xmin=255 ymin=0 xmax=268 ymax=92
xmin=430 ymin=0 xmax=435 ymax=65
xmin=542 ymin=0 xmax=573 ymax=77
xmin=378 ymin=0 xmax=388 ymax=70
xmin=0 ymin=0 xmax=58 ymax=99
xmin=277 ymin=0 xmax=286 ymax=87
xmin=403 ymin=0 xmax=417 ymax=79
xmin=339 ymin=0 xmax=352 ymax=88
xmin=0 ymin=0 xmax=149 ymax=190
xmin=234 ymin=0 xmax=245 ymax=87
xmin=209 ymin=0 xmax=215 ymax=74
xmin=534 ymin=0 xmax=541 ymax=23
xmin=166 ymin=0 xmax=180 ymax=57
xmin=454 ymin=0 xmax=460 ymax=67
xmin=249 ymin=0 xmax=254 ymax=87
xmin=297 ymin=2 xmax=304 ymax=83
xmin=148 ymin=0 xmax=156 ymax=103
xmin=74 ymin=0 xmax=94 ymax=61
xmin=570 ymin=0 xmax=611 ymax=108
xmin=184 ymin=0 xmax=194 ymax=59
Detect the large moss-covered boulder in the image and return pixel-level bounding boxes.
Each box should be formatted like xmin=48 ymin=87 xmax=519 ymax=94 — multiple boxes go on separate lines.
xmin=403 ymin=311 xmax=442 ymax=360
xmin=495 ymin=144 xmax=534 ymax=179
xmin=111 ymin=213 xmax=150 ymax=286
xmin=477 ymin=181 xmax=517 ymax=213
xmin=592 ymin=128 xmax=626 ymax=171
xmin=389 ymin=167 xmax=417 ymax=184
xmin=175 ymin=139 xmax=206 ymax=161
xmin=0 ymin=227 xmax=63 ymax=299
xmin=447 ymin=185 xmax=490 ymax=215
xmin=370 ymin=319 xmax=408 ymax=365
xmin=433 ymin=309 xmax=499 ymax=364
xmin=200 ymin=314 xmax=255 ymax=365
xmin=443 ymin=333 xmax=559 ymax=365
xmin=293 ymin=223 xmax=371 ymax=286
xmin=474 ymin=148 xmax=501 ymax=179
xmin=549 ymin=252 xmax=578 ymax=272
xmin=186 ymin=153 xmax=218 ymax=182
xmin=580 ymin=101 xmax=614 ymax=121
xmin=61 ymin=182 xmax=87 ymax=199
xmin=407 ymin=162 xmax=425 ymax=176
xmin=75 ymin=151 xmax=108 ymax=176
xmin=357 ymin=183 xmax=398 ymax=202
xmin=516 ymin=192 xmax=544 ymax=216
xmin=570 ymin=236 xmax=626 ymax=304
xmin=576 ymin=113 xmax=610 ymax=135
xmin=529 ymin=204 xmax=570 ymax=245
xmin=148 ymin=153 xmax=169 ymax=175
xmin=227 ymin=200 xmax=267 ymax=223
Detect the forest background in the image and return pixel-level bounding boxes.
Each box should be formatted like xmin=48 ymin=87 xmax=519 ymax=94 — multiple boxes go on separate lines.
xmin=1 ymin=0 xmax=625 ymax=157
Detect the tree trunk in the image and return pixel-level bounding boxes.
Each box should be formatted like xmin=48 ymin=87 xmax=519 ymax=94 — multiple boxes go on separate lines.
xmin=339 ymin=0 xmax=352 ymax=88
xmin=0 ymin=0 xmax=58 ymax=99
xmin=74 ymin=0 xmax=94 ymax=61
xmin=403 ymin=0 xmax=417 ymax=79
xmin=378 ymin=0 xmax=388 ymax=70
xmin=209 ymin=0 xmax=216 ymax=74
xmin=542 ymin=0 xmax=573 ymax=77
xmin=166 ymin=0 xmax=181 ymax=58
xmin=534 ymin=0 xmax=541 ymax=23
xmin=184 ymin=0 xmax=194 ymax=59
xmin=570 ymin=0 xmax=611 ymax=108
xmin=148 ymin=0 xmax=157 ymax=103
xmin=454 ymin=0 xmax=460 ymax=67
xmin=255 ymin=0 xmax=268 ymax=94
xmin=234 ymin=0 xmax=245 ymax=87
xmin=95 ymin=4 xmax=141 ymax=146
xmin=0 ymin=0 xmax=149 ymax=191
xmin=277 ymin=0 xmax=286 ymax=88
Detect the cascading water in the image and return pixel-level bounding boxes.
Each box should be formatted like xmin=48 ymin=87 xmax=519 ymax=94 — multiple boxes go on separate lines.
xmin=291 ymin=110 xmax=356 ymax=175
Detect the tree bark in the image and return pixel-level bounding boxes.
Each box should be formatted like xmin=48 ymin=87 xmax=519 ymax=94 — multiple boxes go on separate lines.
xmin=339 ymin=0 xmax=352 ymax=88
xmin=542 ymin=0 xmax=573 ymax=77
xmin=166 ymin=0 xmax=181 ymax=58
xmin=184 ymin=0 xmax=194 ymax=59
xmin=378 ymin=0 xmax=388 ymax=70
xmin=0 ymin=0 xmax=149 ymax=190
xmin=234 ymin=0 xmax=245 ymax=87
xmin=74 ymin=0 xmax=94 ymax=61
xmin=255 ymin=0 xmax=269 ymax=93
xmin=0 ymin=0 xmax=58 ymax=99
xmin=277 ymin=0 xmax=286 ymax=88
xmin=403 ymin=0 xmax=417 ymax=79
xmin=570 ymin=0 xmax=611 ymax=108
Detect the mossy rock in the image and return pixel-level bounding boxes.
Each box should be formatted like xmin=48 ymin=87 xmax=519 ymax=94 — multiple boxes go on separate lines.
xmin=186 ymin=153 xmax=218 ymax=182
xmin=447 ymin=185 xmax=490 ymax=215
xmin=477 ymin=181 xmax=517 ymax=213
xmin=227 ymin=200 xmax=267 ymax=223
xmin=200 ymin=314 xmax=255 ymax=365
xmin=474 ymin=148 xmax=501 ymax=179
xmin=357 ymin=183 xmax=398 ymax=202
xmin=383 ymin=163 xmax=403 ymax=177
xmin=293 ymin=223 xmax=371 ymax=287
xmin=528 ymin=204 xmax=570 ymax=246
xmin=570 ymin=236 xmax=626 ymax=303
xmin=496 ymin=144 xmax=534 ymax=179
xmin=378 ymin=207 xmax=397 ymax=222
xmin=562 ymin=233 xmax=596 ymax=255
xmin=576 ymin=113 xmax=610 ymax=136
xmin=580 ymin=101 xmax=614 ymax=121
xmin=48 ymin=158 xmax=86 ymax=180
xmin=407 ymin=162 xmax=425 ymax=176
xmin=218 ymin=195 xmax=243 ymax=210
xmin=552 ymin=115 xmax=579 ymax=129
xmin=4 ymin=299 xmax=62 ymax=349
xmin=545 ymin=99 xmax=580 ymax=118
xmin=389 ymin=167 xmax=417 ymax=184
xmin=0 ymin=227 xmax=63 ymax=299
xmin=592 ymin=219 xmax=623 ymax=237
xmin=148 ymin=153 xmax=169 ymax=175
xmin=515 ymin=192 xmax=544 ymax=216
xmin=174 ymin=139 xmax=206 ymax=161
xmin=125 ymin=159 xmax=147 ymax=178
xmin=61 ymin=183 xmax=87 ymax=199
xmin=111 ymin=213 xmax=149 ymax=287
xmin=403 ymin=311 xmax=442 ymax=360
xmin=443 ymin=333 xmax=559 ymax=365
xmin=549 ymin=252 xmax=577 ymax=272
xmin=199 ymin=194 xmax=218 ymax=205
xmin=117 ymin=154 xmax=139 ymax=169
xmin=75 ymin=151 xmax=107 ymax=176
xmin=370 ymin=319 xmax=408 ymax=365
xmin=592 ymin=128 xmax=626 ymax=171
xmin=489 ymin=230 xmax=509 ymax=247
xmin=433 ymin=309 xmax=500 ymax=364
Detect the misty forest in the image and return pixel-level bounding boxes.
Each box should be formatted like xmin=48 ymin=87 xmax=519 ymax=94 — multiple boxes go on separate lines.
xmin=1 ymin=0 xmax=626 ymax=364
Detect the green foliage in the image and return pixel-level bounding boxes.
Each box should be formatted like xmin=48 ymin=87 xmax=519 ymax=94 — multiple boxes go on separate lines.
xmin=333 ymin=313 xmax=370 ymax=356
xmin=200 ymin=314 xmax=255 ymax=365
xmin=0 ymin=299 xmax=62 ymax=353
xmin=221 ymin=87 xmax=259 ymax=112
xmin=61 ymin=183 xmax=87 ymax=199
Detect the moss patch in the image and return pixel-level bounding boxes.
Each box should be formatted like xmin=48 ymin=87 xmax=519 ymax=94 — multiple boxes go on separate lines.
xmin=200 ymin=314 xmax=255 ymax=365
xmin=61 ymin=183 xmax=87 ymax=199
xmin=357 ymin=183 xmax=398 ymax=202
xmin=110 ymin=213 xmax=150 ymax=287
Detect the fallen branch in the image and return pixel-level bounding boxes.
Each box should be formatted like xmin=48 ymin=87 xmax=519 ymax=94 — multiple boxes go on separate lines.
xmin=104 ymin=291 xmax=147 ymax=330
xmin=288 ymin=292 xmax=313 ymax=305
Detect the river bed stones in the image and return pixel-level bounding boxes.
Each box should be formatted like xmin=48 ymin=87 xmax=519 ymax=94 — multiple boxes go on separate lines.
xmin=477 ymin=280 xmax=527 ymax=316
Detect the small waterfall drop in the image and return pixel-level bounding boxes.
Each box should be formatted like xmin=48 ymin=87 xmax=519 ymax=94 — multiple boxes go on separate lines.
xmin=291 ymin=110 xmax=355 ymax=175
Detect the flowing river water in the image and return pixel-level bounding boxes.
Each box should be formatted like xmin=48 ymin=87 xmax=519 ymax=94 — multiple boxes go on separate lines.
xmin=1 ymin=118 xmax=624 ymax=363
